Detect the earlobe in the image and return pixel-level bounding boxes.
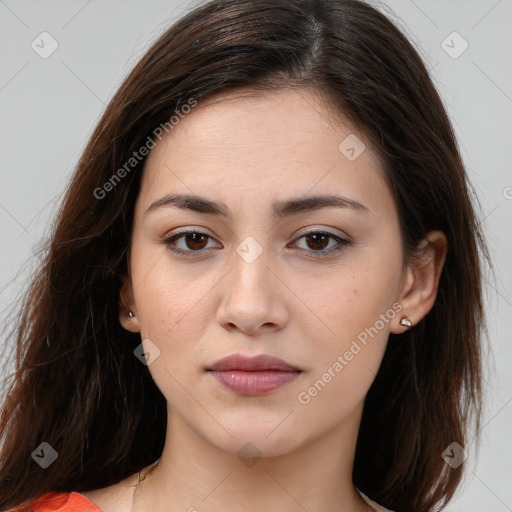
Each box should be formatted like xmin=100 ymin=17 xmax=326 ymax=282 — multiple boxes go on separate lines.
xmin=119 ymin=274 xmax=140 ymax=333
xmin=391 ymin=231 xmax=447 ymax=334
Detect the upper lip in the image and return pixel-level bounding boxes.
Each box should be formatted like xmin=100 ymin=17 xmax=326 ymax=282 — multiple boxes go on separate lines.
xmin=208 ymin=353 xmax=301 ymax=372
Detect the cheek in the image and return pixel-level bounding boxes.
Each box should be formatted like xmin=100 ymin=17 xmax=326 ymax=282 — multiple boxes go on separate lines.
xmin=129 ymin=245 xmax=208 ymax=359
xmin=295 ymin=246 xmax=402 ymax=382
xmin=128 ymin=249 xmax=213 ymax=408
xmin=303 ymin=257 xmax=400 ymax=340
xmin=293 ymin=279 xmax=397 ymax=421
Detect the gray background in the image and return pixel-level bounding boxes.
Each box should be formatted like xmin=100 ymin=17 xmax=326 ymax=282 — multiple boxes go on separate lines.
xmin=0 ymin=1 xmax=511 ymax=510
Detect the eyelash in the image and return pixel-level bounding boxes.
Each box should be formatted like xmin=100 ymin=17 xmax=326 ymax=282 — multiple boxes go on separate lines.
xmin=163 ymin=229 xmax=351 ymax=259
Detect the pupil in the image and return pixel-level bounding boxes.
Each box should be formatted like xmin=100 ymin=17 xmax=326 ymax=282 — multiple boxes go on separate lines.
xmin=187 ymin=232 xmax=207 ymax=250
xmin=308 ymin=233 xmax=328 ymax=250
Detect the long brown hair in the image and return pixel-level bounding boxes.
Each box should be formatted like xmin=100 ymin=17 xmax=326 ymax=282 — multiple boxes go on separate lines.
xmin=0 ymin=1 xmax=490 ymax=511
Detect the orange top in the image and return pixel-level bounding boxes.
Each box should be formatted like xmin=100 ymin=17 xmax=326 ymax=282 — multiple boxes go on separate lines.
xmin=16 ymin=490 xmax=392 ymax=512
xmin=22 ymin=492 xmax=103 ymax=512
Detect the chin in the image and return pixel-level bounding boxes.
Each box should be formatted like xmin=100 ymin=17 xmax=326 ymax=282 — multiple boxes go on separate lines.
xmin=203 ymin=420 xmax=302 ymax=460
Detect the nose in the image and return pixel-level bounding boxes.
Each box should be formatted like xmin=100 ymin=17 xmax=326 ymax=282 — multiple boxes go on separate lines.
xmin=216 ymin=243 xmax=289 ymax=336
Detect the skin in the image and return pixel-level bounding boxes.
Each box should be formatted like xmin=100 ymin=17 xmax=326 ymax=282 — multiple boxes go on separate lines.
xmin=83 ymin=87 xmax=447 ymax=512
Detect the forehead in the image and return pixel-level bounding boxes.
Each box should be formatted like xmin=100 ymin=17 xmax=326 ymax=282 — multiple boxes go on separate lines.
xmin=137 ymin=87 xmax=393 ymax=219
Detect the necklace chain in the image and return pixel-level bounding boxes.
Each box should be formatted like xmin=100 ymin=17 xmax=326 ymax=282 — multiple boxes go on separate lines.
xmin=131 ymin=459 xmax=161 ymax=512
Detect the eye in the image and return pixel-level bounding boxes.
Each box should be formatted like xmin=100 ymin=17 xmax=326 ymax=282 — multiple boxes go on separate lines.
xmin=163 ymin=228 xmax=351 ymax=259
xmin=291 ymin=229 xmax=351 ymax=258
xmin=164 ymin=229 xmax=220 ymax=258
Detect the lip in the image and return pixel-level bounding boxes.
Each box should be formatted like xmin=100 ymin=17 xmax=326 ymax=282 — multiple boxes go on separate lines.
xmin=207 ymin=353 xmax=302 ymax=396
xmin=208 ymin=353 xmax=300 ymax=372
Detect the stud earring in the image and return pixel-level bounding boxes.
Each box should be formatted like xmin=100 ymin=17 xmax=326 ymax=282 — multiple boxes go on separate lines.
xmin=128 ymin=311 xmax=135 ymax=324
xmin=399 ymin=316 xmax=412 ymax=327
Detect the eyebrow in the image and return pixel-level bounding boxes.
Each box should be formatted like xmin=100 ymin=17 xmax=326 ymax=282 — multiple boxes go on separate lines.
xmin=145 ymin=193 xmax=369 ymax=218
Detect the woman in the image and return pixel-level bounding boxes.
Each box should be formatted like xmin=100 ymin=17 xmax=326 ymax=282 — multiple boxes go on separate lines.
xmin=0 ymin=0 xmax=489 ymax=511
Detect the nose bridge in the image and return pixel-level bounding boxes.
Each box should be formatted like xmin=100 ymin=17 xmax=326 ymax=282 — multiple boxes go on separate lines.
xmin=217 ymin=234 xmax=286 ymax=332
xmin=229 ymin=234 xmax=273 ymax=299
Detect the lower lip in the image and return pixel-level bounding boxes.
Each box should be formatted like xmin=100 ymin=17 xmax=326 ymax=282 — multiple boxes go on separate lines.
xmin=208 ymin=370 xmax=301 ymax=396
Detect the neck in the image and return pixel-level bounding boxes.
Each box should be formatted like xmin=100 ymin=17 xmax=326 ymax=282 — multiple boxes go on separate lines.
xmin=131 ymin=404 xmax=373 ymax=512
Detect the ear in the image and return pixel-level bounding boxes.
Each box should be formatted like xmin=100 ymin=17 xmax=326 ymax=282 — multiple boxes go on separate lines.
xmin=119 ymin=274 xmax=140 ymax=333
xmin=391 ymin=230 xmax=447 ymax=334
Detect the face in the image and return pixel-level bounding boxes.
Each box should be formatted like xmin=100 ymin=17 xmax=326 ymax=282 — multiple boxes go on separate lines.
xmin=121 ymin=87 xmax=411 ymax=457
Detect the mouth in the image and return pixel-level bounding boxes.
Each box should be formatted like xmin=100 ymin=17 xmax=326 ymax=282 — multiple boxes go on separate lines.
xmin=206 ymin=353 xmax=302 ymax=397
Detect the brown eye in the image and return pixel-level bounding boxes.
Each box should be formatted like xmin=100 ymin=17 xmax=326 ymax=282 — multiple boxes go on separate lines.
xmin=164 ymin=230 xmax=220 ymax=258
xmin=292 ymin=230 xmax=351 ymax=258
xmin=182 ymin=232 xmax=209 ymax=250
xmin=304 ymin=232 xmax=330 ymax=251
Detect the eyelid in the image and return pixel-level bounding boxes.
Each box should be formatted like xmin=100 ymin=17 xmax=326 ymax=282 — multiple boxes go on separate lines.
xmin=164 ymin=225 xmax=350 ymax=242
xmin=163 ymin=227 xmax=221 ymax=257
xmin=293 ymin=225 xmax=351 ymax=241
xmin=163 ymin=226 xmax=217 ymax=241
xmin=163 ymin=226 xmax=352 ymax=258
xmin=289 ymin=228 xmax=351 ymax=258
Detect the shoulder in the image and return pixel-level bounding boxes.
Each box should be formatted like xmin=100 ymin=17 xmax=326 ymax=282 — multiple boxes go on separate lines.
xmin=79 ymin=471 xmax=143 ymax=512
xmin=23 ymin=492 xmax=103 ymax=512
xmin=13 ymin=467 xmax=148 ymax=512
